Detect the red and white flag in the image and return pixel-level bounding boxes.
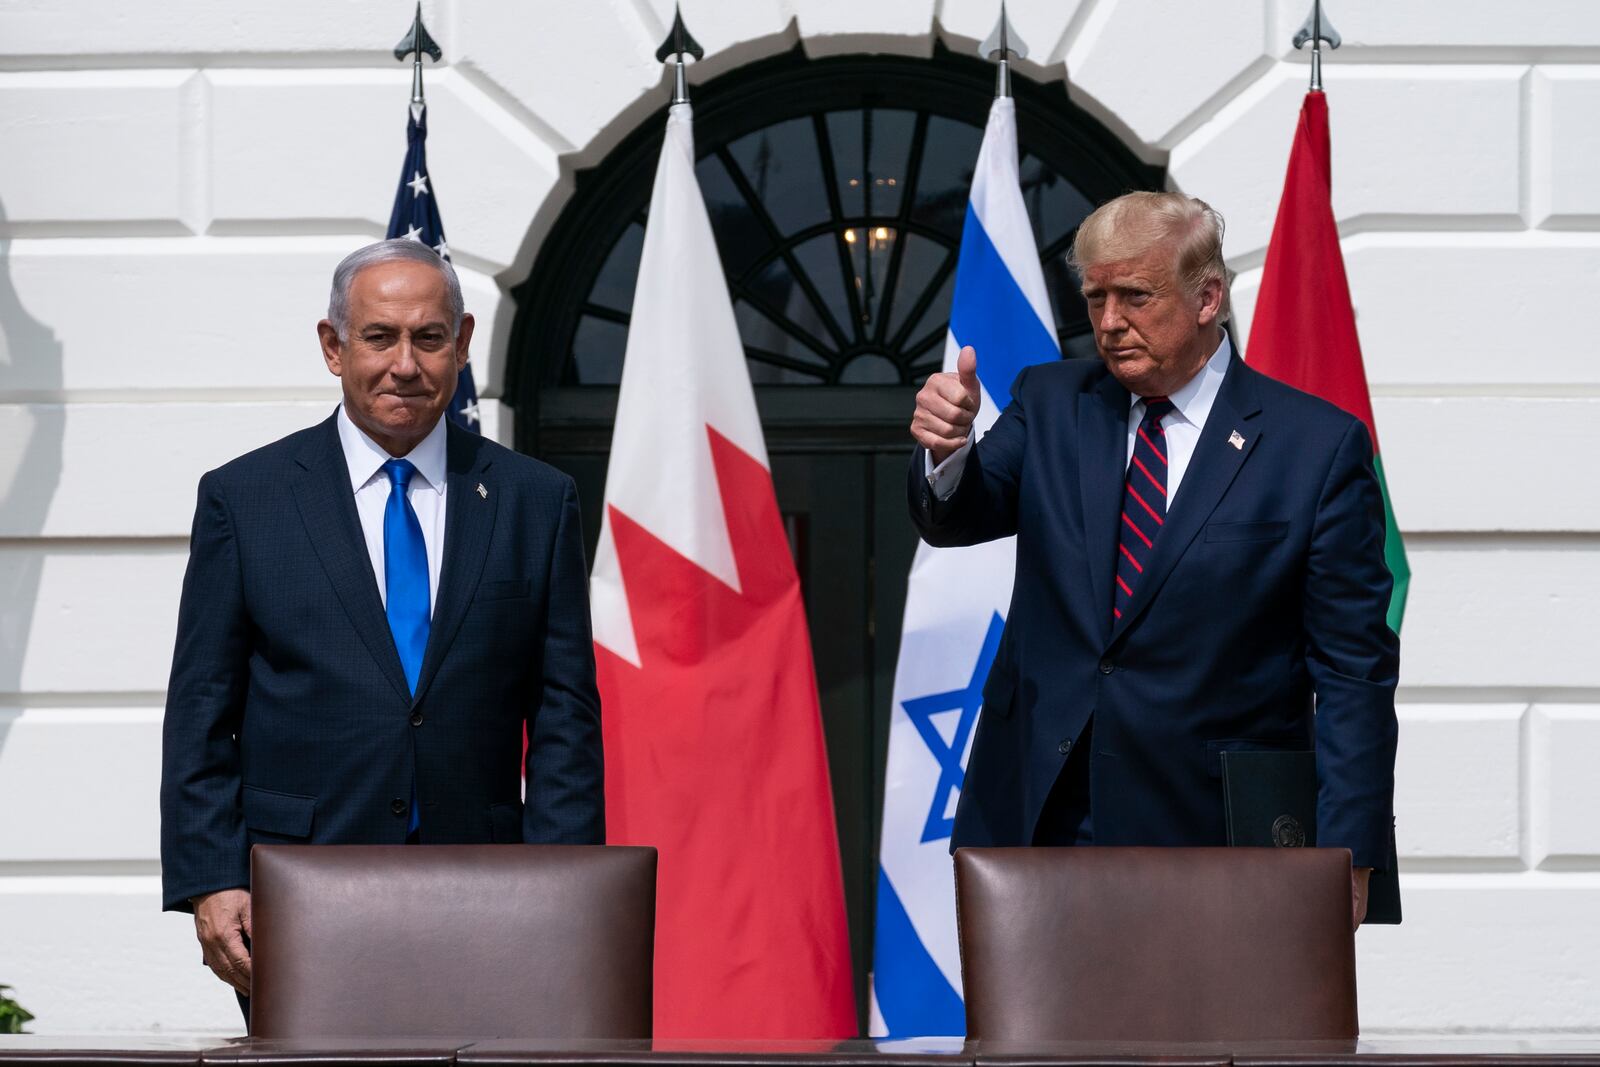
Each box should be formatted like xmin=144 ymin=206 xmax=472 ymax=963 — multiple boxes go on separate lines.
xmin=590 ymin=102 xmax=857 ymax=1039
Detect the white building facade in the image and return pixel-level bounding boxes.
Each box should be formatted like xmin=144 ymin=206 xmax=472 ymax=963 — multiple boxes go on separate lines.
xmin=1 ymin=0 xmax=1598 ymax=1036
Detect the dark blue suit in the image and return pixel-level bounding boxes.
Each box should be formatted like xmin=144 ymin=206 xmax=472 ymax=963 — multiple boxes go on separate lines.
xmin=161 ymin=411 xmax=604 ymax=912
xmin=910 ymin=353 xmax=1398 ymax=870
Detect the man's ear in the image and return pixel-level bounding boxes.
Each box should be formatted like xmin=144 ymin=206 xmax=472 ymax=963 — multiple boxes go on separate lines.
xmin=454 ymin=312 xmax=476 ymax=371
xmin=317 ymin=320 xmax=344 ymax=377
xmin=1195 ymin=276 xmax=1225 ymax=327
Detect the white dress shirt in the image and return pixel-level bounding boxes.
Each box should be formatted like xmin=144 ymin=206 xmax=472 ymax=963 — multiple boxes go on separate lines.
xmin=336 ymin=404 xmax=448 ymax=615
xmin=927 ymin=335 xmax=1233 ymax=504
xmin=1121 ymin=334 xmax=1230 ymax=504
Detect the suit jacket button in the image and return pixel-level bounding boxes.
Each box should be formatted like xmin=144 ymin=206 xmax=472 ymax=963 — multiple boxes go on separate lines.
xmin=1058 ymin=739 xmax=1073 ymax=755
xmin=390 ymin=798 xmax=407 ymax=816
xmin=410 ymin=712 xmax=424 ymax=727
xmin=1098 ymin=659 xmax=1114 ymax=674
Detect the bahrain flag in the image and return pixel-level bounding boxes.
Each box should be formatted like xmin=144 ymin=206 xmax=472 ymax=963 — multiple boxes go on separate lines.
xmin=589 ymin=101 xmax=857 ymax=1039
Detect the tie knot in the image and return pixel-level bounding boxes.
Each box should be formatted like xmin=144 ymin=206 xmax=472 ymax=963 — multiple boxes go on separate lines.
xmin=1143 ymin=397 xmax=1175 ymax=424
xmin=383 ymin=458 xmax=418 ymax=492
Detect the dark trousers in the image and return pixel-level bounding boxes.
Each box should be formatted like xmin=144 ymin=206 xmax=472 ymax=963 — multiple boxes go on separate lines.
xmin=235 ymin=930 xmax=251 ymax=1030
xmin=1033 ymin=717 xmax=1095 ymax=846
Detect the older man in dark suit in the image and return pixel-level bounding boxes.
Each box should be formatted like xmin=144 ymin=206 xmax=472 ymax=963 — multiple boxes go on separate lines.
xmin=909 ymin=192 xmax=1398 ymax=925
xmin=160 ymin=239 xmax=604 ymax=1002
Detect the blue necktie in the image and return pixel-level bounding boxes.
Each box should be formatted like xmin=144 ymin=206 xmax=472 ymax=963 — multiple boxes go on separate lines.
xmin=383 ymin=459 xmax=429 ymax=835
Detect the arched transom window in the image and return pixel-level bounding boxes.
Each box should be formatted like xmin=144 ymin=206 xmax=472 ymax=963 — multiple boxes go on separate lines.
xmin=510 ymin=47 xmax=1163 ymax=403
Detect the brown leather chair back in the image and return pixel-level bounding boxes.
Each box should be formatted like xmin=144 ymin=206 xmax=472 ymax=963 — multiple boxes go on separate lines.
xmin=954 ymin=847 xmax=1357 ymax=1042
xmin=250 ymin=844 xmax=656 ymax=1039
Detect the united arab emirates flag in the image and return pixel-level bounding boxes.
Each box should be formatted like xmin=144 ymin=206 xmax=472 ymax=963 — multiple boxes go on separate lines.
xmin=1246 ymin=89 xmax=1409 ymax=631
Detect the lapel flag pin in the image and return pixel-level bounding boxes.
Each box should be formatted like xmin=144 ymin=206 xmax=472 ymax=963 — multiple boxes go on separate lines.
xmin=476 ymin=482 xmax=488 ymax=499
xmin=1228 ymin=430 xmax=1245 ymax=450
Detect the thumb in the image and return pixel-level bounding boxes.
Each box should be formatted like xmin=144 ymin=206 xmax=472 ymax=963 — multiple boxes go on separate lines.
xmin=956 ymin=346 xmax=979 ymax=396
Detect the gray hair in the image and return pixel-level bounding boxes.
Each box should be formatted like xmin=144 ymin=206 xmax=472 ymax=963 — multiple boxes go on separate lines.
xmin=327 ymin=238 xmax=465 ymax=340
xmin=1068 ymin=191 xmax=1233 ymax=322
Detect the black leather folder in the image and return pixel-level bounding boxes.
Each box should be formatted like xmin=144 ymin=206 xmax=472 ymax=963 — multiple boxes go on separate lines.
xmin=1221 ymin=749 xmax=1401 ymax=925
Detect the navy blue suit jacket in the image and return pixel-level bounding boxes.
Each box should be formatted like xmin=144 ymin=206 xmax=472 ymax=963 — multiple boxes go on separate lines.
xmin=910 ymin=352 xmax=1399 ymax=870
xmin=160 ymin=411 xmax=604 ymax=912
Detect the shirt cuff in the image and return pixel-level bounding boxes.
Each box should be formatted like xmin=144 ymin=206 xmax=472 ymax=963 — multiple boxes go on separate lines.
xmin=925 ymin=439 xmax=973 ymax=502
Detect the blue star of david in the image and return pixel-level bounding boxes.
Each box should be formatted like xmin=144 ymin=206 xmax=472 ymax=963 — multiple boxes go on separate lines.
xmin=901 ymin=612 xmax=1005 ymax=844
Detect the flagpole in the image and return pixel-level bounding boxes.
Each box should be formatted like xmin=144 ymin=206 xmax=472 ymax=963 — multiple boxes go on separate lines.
xmin=654 ymin=5 xmax=704 ymax=106
xmin=394 ymin=2 xmax=442 ymax=118
xmin=980 ymin=3 xmax=1028 ymax=99
xmin=1293 ymin=0 xmax=1342 ymax=92
xmin=386 ymin=3 xmax=479 ymax=430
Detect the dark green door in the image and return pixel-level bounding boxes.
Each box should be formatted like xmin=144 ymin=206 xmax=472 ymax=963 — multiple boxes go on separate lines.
xmin=769 ymin=446 xmax=918 ymax=1028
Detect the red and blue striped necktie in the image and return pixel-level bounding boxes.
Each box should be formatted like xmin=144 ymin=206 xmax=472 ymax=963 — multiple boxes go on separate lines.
xmin=1114 ymin=397 xmax=1175 ymax=623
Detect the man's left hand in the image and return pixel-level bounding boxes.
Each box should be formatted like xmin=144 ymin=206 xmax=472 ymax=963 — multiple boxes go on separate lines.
xmin=1352 ymin=866 xmax=1372 ymax=928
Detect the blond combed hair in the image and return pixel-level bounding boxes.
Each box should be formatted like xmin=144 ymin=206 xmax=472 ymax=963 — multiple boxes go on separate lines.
xmin=1067 ymin=191 xmax=1233 ymax=321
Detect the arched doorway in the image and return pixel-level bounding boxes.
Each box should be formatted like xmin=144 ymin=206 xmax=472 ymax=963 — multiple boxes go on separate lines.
xmin=507 ymin=42 xmax=1161 ymax=1024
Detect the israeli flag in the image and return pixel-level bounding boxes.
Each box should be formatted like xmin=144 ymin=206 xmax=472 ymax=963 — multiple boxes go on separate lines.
xmin=870 ymin=96 xmax=1060 ymax=1038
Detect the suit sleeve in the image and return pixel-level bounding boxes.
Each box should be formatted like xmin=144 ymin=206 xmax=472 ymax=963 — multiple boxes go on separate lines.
xmin=1305 ymin=418 xmax=1400 ymax=871
xmin=160 ymin=472 xmax=250 ymax=913
xmin=907 ymin=365 xmax=1033 ymax=547
xmin=524 ymin=475 xmax=606 ymax=845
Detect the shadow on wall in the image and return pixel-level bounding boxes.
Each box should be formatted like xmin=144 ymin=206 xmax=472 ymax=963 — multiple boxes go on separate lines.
xmin=0 ymin=709 xmax=13 ymax=781
xmin=0 ymin=195 xmax=66 ymax=711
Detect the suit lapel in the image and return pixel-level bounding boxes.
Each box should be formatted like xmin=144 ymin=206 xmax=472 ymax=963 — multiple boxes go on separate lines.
xmin=1078 ymin=372 xmax=1130 ymax=645
xmin=290 ymin=413 xmax=414 ymax=706
xmin=1108 ymin=355 xmax=1265 ymax=646
xmin=411 ymin=423 xmax=498 ymax=707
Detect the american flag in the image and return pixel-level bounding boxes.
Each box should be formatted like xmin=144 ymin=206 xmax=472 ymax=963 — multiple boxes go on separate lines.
xmin=387 ymin=104 xmax=480 ymax=432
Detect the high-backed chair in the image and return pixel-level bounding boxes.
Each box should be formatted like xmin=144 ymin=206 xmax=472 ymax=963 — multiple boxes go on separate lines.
xmin=250 ymin=844 xmax=656 ymax=1038
xmin=954 ymin=846 xmax=1357 ymax=1042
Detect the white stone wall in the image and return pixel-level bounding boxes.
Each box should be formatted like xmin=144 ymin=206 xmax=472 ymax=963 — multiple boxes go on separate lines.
xmin=0 ymin=0 xmax=1596 ymax=1038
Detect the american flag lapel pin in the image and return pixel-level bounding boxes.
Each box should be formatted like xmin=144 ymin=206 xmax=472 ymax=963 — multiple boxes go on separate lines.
xmin=1228 ymin=430 xmax=1245 ymax=450
xmin=476 ymin=482 xmax=488 ymax=499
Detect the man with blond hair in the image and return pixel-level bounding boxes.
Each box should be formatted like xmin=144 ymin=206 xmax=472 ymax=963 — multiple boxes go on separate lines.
xmin=909 ymin=191 xmax=1397 ymax=924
